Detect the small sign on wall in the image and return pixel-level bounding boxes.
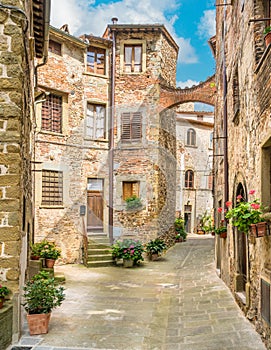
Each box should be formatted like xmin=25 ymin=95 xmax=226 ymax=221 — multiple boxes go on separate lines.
xmin=80 ymin=205 xmax=86 ymax=216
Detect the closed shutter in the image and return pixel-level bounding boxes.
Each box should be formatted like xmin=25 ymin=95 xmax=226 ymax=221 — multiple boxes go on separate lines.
xmin=121 ymin=112 xmax=142 ymax=141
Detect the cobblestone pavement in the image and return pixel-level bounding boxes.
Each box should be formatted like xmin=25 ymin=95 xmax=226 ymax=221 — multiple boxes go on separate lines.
xmin=12 ymin=235 xmax=266 ymax=350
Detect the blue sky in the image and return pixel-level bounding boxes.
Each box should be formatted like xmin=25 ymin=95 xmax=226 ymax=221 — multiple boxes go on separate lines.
xmin=50 ymin=0 xmax=216 ymax=89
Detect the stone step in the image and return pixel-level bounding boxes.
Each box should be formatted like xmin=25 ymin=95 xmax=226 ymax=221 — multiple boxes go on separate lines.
xmin=87 ymin=254 xmax=113 ymax=262
xmin=86 ymin=260 xmax=115 ymax=268
xmin=87 ymin=248 xmax=112 ymax=255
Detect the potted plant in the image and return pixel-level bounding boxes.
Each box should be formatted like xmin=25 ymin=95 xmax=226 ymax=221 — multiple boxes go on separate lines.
xmin=145 ymin=238 xmax=167 ymax=261
xmin=225 ymin=190 xmax=267 ymax=236
xmin=39 ymin=241 xmax=61 ymax=268
xmin=125 ymin=195 xmax=143 ymax=211
xmin=112 ymin=239 xmax=144 ymax=267
xmin=174 ymin=217 xmax=187 ymax=242
xmin=264 ymin=26 xmax=271 ymax=47
xmin=22 ymin=271 xmax=65 ymax=335
xmin=214 ymin=222 xmax=227 ymax=239
xmin=0 ymin=285 xmax=11 ymax=309
xmin=30 ymin=241 xmax=46 ymax=260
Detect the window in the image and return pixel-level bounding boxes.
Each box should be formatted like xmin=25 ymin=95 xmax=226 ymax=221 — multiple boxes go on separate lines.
xmin=41 ymin=94 xmax=62 ymax=133
xmin=42 ymin=170 xmax=63 ymax=206
xmin=124 ymin=44 xmax=142 ymax=73
xmin=87 ymin=46 xmax=106 ymax=75
xmin=186 ymin=128 xmax=196 ymax=146
xmin=121 ymin=112 xmax=142 ymax=141
xmin=261 ymin=278 xmax=270 ymax=324
xmin=86 ymin=103 xmax=106 ymax=139
xmin=185 ymin=170 xmax=194 ymax=188
xmin=123 ymin=181 xmax=139 ymax=200
xmin=48 ymin=40 xmax=61 ymax=55
xmin=264 ymin=1 xmax=271 ymax=27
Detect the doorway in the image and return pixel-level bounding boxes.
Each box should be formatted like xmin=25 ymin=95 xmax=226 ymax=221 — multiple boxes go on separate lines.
xmin=184 ymin=204 xmax=192 ymax=233
xmin=87 ymin=179 xmax=104 ymax=232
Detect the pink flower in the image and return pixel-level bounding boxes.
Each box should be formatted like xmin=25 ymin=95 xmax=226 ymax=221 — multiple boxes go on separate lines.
xmin=130 ymin=250 xmax=134 ymax=254
xmin=249 ymin=189 xmax=256 ymax=195
xmin=225 ymin=201 xmax=232 ymax=207
xmin=217 ymin=207 xmax=223 ymax=213
xmin=123 ymin=249 xmax=127 ymax=253
xmin=251 ymin=203 xmax=260 ymax=210
xmin=236 ymin=195 xmax=242 ymax=200
xmin=130 ymin=245 xmax=134 ymax=249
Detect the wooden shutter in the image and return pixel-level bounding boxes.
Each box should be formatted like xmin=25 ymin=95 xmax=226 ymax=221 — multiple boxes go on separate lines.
xmin=121 ymin=112 xmax=142 ymax=141
xmin=123 ymin=181 xmax=139 ymax=200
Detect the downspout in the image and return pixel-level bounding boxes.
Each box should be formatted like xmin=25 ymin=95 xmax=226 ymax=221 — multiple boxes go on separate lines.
xmin=34 ymin=0 xmax=51 ymax=87
xmin=108 ymin=20 xmax=117 ymax=244
xmin=223 ymin=1 xmax=229 ymax=205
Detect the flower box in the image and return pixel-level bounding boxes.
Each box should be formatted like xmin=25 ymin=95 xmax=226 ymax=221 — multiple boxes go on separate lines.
xmin=250 ymin=222 xmax=268 ymax=238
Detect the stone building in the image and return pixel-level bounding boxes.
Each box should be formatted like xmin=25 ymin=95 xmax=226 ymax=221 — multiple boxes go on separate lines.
xmin=213 ymin=0 xmax=271 ymax=347
xmin=35 ymin=22 xmax=179 ymax=263
xmin=0 ymin=0 xmax=50 ymax=347
xmin=176 ymin=104 xmax=213 ymax=233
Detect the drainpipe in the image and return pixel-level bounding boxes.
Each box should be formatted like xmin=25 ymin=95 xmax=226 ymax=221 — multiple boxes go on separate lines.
xmin=223 ymin=1 xmax=229 ymax=205
xmin=34 ymin=0 xmax=51 ymax=87
xmin=108 ymin=18 xmax=117 ymax=244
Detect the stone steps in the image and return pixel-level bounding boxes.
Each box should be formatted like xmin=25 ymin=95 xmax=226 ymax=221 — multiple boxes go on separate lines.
xmin=85 ymin=233 xmax=114 ymax=268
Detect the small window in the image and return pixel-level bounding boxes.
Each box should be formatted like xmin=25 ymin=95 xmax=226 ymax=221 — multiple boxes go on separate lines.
xmin=123 ymin=181 xmax=139 ymax=200
xmin=87 ymin=46 xmax=106 ymax=75
xmin=86 ymin=103 xmax=106 ymax=139
xmin=121 ymin=112 xmax=142 ymax=141
xmin=261 ymin=278 xmax=270 ymax=324
xmin=186 ymin=128 xmax=196 ymax=146
xmin=185 ymin=170 xmax=194 ymax=189
xmin=41 ymin=94 xmax=62 ymax=133
xmin=49 ymin=40 xmax=61 ymax=55
xmin=124 ymin=45 xmax=142 ymax=73
xmin=42 ymin=170 xmax=63 ymax=206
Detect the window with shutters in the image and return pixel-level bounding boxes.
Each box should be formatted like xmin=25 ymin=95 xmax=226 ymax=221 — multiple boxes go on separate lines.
xmin=122 ymin=181 xmax=140 ymax=200
xmin=185 ymin=170 xmax=194 ymax=189
xmin=124 ymin=44 xmax=142 ymax=73
xmin=42 ymin=170 xmax=63 ymax=206
xmin=186 ymin=128 xmax=196 ymax=146
xmin=86 ymin=103 xmax=106 ymax=139
xmin=121 ymin=112 xmax=142 ymax=141
xmin=261 ymin=278 xmax=270 ymax=324
xmin=48 ymin=40 xmax=62 ymax=55
xmin=86 ymin=46 xmax=106 ymax=75
xmin=41 ymin=94 xmax=62 ymax=133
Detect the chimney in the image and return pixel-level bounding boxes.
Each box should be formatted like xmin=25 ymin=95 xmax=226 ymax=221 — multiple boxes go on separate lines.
xmin=111 ymin=17 xmax=118 ymax=25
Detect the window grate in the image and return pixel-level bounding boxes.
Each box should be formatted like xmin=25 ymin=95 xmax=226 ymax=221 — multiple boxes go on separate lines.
xmin=42 ymin=94 xmax=62 ymax=133
xmin=42 ymin=170 xmax=63 ymax=206
xmin=261 ymin=278 xmax=271 ymax=324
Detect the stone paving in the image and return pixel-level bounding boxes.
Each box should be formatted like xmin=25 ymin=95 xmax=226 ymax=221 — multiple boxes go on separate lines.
xmin=11 ymin=235 xmax=266 ymax=350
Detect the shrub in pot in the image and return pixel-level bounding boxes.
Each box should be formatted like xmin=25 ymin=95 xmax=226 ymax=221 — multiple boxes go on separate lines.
xmin=112 ymin=239 xmax=144 ymax=266
xmin=39 ymin=241 xmax=61 ymax=268
xmin=22 ymin=271 xmax=65 ymax=335
xmin=0 ymin=285 xmax=11 ymax=308
xmin=145 ymin=238 xmax=167 ymax=260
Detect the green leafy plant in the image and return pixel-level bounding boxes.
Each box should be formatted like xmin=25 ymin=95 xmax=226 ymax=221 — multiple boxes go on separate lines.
xmin=112 ymin=239 xmax=144 ymax=263
xmin=39 ymin=241 xmax=61 ymax=260
xmin=125 ymin=195 xmax=142 ymax=210
xmin=200 ymin=211 xmax=213 ymax=234
xmin=0 ymin=285 xmax=11 ymax=299
xmin=22 ymin=271 xmax=65 ymax=314
xmin=214 ymin=221 xmax=227 ymax=235
xmin=30 ymin=241 xmax=47 ymax=258
xmin=145 ymin=238 xmax=167 ymax=255
xmin=174 ymin=217 xmax=187 ymax=241
xmin=225 ymin=190 xmax=264 ymax=234
xmin=264 ymin=26 xmax=271 ymax=35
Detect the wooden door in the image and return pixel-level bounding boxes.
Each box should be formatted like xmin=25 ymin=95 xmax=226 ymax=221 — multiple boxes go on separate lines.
xmin=87 ymin=191 xmax=103 ymax=231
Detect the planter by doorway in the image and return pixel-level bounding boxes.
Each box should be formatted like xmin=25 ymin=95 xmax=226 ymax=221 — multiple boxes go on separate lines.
xmin=45 ymin=259 xmax=56 ymax=268
xmin=123 ymin=259 xmax=134 ymax=268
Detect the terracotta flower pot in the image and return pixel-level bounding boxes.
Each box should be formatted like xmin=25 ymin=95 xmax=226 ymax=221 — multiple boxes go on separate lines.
xmin=256 ymin=222 xmax=267 ymax=237
xmin=264 ymin=32 xmax=271 ymax=47
xmin=250 ymin=224 xmax=257 ymax=237
xmin=219 ymin=231 xmax=227 ymax=239
xmin=27 ymin=313 xmax=51 ymax=335
xmin=45 ymin=259 xmax=56 ymax=268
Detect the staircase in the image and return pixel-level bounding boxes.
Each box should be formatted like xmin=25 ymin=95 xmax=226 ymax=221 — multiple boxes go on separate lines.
xmin=85 ymin=233 xmax=114 ymax=268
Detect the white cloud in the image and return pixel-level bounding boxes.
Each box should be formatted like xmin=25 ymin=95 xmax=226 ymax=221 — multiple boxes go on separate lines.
xmin=197 ymin=9 xmax=216 ymax=39
xmin=177 ymin=79 xmax=199 ymax=89
xmin=50 ymin=0 xmax=198 ymax=64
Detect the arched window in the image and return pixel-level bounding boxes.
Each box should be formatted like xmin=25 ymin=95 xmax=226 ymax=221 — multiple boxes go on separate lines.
xmin=185 ymin=170 xmax=194 ymax=188
xmin=187 ymin=128 xmax=196 ymax=146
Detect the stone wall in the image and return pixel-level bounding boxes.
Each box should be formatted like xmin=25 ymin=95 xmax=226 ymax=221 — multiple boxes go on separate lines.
xmin=214 ymin=1 xmax=271 ymax=347
xmin=0 ymin=301 xmax=13 ymax=350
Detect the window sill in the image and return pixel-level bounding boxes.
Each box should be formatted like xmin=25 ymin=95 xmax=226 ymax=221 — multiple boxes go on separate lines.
xmin=39 ymin=205 xmax=64 ymax=209
xmin=184 ymin=187 xmax=196 ymax=191
xmin=83 ymin=72 xmax=108 ymax=79
xmin=39 ymin=130 xmax=65 ymax=137
xmin=84 ymin=137 xmax=109 ymax=143
xmin=185 ymin=145 xmax=197 ymax=148
xmin=121 ymin=71 xmax=145 ymax=75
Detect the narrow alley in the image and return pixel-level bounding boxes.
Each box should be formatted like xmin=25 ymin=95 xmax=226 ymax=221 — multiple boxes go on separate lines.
xmin=14 ymin=236 xmax=266 ymax=350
